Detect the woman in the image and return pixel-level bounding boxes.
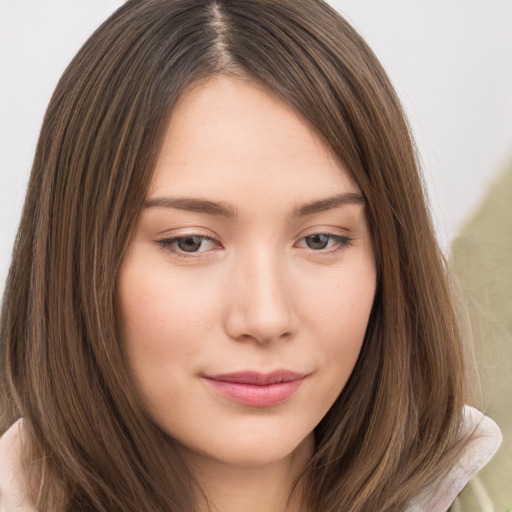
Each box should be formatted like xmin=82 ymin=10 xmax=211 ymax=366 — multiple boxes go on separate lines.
xmin=0 ymin=1 xmax=501 ymax=511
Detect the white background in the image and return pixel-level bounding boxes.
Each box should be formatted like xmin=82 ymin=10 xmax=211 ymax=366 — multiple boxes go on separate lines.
xmin=1 ymin=0 xmax=512 ymax=293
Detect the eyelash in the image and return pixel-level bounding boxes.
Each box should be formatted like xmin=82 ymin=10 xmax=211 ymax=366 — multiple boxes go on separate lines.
xmin=157 ymin=235 xmax=219 ymax=258
xmin=157 ymin=233 xmax=353 ymax=259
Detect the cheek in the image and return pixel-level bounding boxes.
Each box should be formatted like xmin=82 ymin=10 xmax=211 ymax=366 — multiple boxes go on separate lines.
xmin=303 ymin=258 xmax=376 ymax=340
xmin=119 ymin=256 xmax=218 ymax=345
xmin=299 ymin=257 xmax=376 ymax=389
xmin=117 ymin=255 xmax=223 ymax=406
xmin=117 ymin=265 xmax=210 ymax=431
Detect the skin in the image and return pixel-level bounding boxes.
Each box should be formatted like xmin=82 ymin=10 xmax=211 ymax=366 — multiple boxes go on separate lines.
xmin=118 ymin=75 xmax=377 ymax=512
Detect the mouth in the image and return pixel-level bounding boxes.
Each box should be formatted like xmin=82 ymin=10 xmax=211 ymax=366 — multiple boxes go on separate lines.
xmin=202 ymin=370 xmax=308 ymax=407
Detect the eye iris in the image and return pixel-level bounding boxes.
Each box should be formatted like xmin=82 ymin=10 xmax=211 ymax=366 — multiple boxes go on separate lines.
xmin=306 ymin=234 xmax=329 ymax=250
xmin=177 ymin=236 xmax=203 ymax=252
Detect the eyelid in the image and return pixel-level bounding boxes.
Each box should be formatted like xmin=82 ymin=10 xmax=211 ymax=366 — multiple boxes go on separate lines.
xmin=294 ymin=232 xmax=353 ymax=253
xmin=156 ymin=234 xmax=222 ymax=259
xmin=155 ymin=229 xmax=354 ymax=259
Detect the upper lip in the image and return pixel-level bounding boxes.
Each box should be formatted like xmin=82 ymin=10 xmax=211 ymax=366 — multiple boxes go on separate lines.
xmin=203 ymin=370 xmax=308 ymax=385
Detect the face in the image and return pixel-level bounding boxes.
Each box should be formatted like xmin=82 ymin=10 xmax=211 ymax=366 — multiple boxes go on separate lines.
xmin=118 ymin=76 xmax=376 ymax=469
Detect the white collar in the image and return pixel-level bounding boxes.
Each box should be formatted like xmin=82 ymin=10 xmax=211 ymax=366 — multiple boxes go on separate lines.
xmin=406 ymin=406 xmax=502 ymax=511
xmin=0 ymin=406 xmax=502 ymax=512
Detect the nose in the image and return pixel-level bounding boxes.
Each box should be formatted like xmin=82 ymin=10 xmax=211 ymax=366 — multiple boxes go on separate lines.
xmin=223 ymin=249 xmax=297 ymax=345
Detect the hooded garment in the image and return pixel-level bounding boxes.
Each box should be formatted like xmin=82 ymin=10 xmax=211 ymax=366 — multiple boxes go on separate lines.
xmin=0 ymin=406 xmax=502 ymax=512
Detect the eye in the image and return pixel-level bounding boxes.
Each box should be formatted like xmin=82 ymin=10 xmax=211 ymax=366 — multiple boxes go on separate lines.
xmin=297 ymin=233 xmax=352 ymax=251
xmin=157 ymin=235 xmax=219 ymax=255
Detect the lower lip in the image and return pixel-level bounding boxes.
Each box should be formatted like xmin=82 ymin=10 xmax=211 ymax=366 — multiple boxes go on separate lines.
xmin=204 ymin=378 xmax=305 ymax=407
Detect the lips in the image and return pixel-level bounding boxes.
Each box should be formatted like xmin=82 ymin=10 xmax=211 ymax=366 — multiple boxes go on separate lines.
xmin=203 ymin=370 xmax=308 ymax=407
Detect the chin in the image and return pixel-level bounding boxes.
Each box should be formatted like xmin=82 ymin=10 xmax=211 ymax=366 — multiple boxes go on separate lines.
xmin=175 ymin=426 xmax=314 ymax=469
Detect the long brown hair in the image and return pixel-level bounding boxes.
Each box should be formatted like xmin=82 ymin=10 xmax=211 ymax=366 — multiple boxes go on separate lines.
xmin=1 ymin=1 xmax=468 ymax=510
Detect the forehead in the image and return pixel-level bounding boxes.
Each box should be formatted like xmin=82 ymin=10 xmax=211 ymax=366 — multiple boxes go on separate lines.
xmin=150 ymin=76 xmax=360 ymax=204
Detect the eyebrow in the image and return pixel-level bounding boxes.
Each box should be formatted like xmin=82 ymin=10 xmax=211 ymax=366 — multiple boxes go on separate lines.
xmin=144 ymin=197 xmax=237 ymax=218
xmin=144 ymin=192 xmax=364 ymax=218
xmin=292 ymin=193 xmax=364 ymax=217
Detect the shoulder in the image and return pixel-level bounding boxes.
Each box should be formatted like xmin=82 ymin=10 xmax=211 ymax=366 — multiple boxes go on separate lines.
xmin=406 ymin=406 xmax=503 ymax=512
xmin=0 ymin=419 xmax=37 ymax=512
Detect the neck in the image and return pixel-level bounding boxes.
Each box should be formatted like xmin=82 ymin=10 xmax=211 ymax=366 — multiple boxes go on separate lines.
xmin=181 ymin=435 xmax=313 ymax=512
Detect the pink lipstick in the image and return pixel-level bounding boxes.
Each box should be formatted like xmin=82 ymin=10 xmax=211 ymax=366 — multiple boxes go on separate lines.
xmin=203 ymin=370 xmax=307 ymax=407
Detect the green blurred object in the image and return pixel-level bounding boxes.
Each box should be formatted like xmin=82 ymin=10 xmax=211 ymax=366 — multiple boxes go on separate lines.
xmin=450 ymin=164 xmax=512 ymax=511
